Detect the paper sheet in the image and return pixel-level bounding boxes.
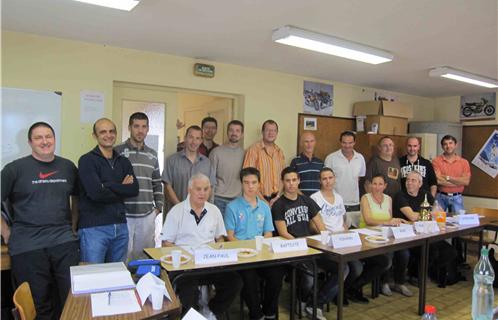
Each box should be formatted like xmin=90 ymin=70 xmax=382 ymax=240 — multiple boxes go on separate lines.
xmin=182 ymin=308 xmax=208 ymax=320
xmin=350 ymin=228 xmax=382 ymax=236
xmin=307 ymin=235 xmax=322 ymax=241
xmin=136 ymin=273 xmax=171 ymax=306
xmin=91 ymin=290 xmax=141 ymax=317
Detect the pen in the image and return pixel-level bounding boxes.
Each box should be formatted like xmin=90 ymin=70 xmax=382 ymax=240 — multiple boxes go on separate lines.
xmin=107 ymin=292 xmax=111 ymax=305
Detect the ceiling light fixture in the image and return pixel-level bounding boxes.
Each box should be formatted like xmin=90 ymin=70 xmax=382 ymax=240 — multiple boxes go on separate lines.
xmin=72 ymin=0 xmax=140 ymax=11
xmin=429 ymin=66 xmax=498 ymax=88
xmin=272 ymin=25 xmax=393 ymax=65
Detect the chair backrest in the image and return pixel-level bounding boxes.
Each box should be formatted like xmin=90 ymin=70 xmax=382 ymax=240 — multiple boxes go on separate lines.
xmin=471 ymin=207 xmax=498 ymax=217
xmin=12 ymin=282 xmax=36 ymax=320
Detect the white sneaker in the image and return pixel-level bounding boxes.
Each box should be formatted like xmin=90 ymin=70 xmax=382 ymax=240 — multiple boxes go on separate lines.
xmin=381 ymin=283 xmax=392 ymax=296
xmin=305 ymin=305 xmax=327 ymax=320
xmin=393 ymin=284 xmax=413 ymax=297
xmin=203 ymin=310 xmax=217 ymax=320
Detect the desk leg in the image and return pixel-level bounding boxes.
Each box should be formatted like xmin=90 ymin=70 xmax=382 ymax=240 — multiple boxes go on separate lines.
xmin=290 ymin=266 xmax=296 ymax=320
xmin=418 ymin=242 xmax=428 ymax=315
xmin=479 ymin=230 xmax=484 ymax=255
xmin=337 ymin=259 xmax=344 ymax=320
xmin=312 ymin=259 xmax=317 ymax=320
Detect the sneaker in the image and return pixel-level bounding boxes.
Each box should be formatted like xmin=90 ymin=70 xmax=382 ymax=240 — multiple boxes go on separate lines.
xmin=346 ymin=289 xmax=369 ymax=304
xmin=305 ymin=306 xmax=327 ymax=320
xmin=381 ymin=283 xmax=392 ymax=296
xmin=204 ymin=311 xmax=217 ymax=320
xmin=393 ymin=284 xmax=413 ymax=297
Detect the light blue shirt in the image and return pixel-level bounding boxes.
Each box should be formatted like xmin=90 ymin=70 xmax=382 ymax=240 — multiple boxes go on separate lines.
xmin=224 ymin=196 xmax=274 ymax=240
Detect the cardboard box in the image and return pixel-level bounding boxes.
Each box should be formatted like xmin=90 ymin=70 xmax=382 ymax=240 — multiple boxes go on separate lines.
xmin=365 ymin=115 xmax=408 ymax=136
xmin=353 ymin=101 xmax=413 ymax=119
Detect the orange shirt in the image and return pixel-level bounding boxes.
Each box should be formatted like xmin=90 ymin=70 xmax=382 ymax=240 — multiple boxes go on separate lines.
xmin=243 ymin=141 xmax=285 ymax=197
xmin=432 ymin=154 xmax=471 ymax=193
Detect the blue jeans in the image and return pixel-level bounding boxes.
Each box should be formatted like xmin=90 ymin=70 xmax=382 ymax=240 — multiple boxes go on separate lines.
xmin=79 ymin=223 xmax=129 ymax=263
xmin=436 ymin=193 xmax=464 ymax=213
xmin=213 ymin=196 xmax=234 ymax=218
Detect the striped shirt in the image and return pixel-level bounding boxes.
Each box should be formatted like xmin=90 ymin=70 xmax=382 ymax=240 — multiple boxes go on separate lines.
xmin=243 ymin=141 xmax=285 ymax=197
xmin=290 ymin=153 xmax=324 ymax=196
xmin=114 ymin=140 xmax=164 ymax=217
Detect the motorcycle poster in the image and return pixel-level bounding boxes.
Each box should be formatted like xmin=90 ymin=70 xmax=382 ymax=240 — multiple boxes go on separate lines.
xmin=460 ymin=92 xmax=496 ymax=121
xmin=472 ymin=129 xmax=498 ymax=178
xmin=303 ymin=81 xmax=333 ymax=115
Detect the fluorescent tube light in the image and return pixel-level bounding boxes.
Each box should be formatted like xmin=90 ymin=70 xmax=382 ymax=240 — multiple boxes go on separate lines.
xmin=72 ymin=0 xmax=140 ymax=11
xmin=429 ymin=67 xmax=498 ymax=88
xmin=272 ymin=25 xmax=393 ymax=65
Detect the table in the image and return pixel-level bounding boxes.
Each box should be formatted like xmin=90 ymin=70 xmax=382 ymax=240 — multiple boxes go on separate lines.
xmin=145 ymin=239 xmax=323 ymax=320
xmin=60 ymin=270 xmax=181 ymax=320
xmin=307 ymin=221 xmax=487 ymax=320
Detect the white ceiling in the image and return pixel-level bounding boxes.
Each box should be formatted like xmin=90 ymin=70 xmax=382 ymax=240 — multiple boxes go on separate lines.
xmin=2 ymin=0 xmax=497 ymax=97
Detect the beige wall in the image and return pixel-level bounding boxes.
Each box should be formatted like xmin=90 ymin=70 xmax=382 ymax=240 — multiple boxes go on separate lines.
xmin=2 ymin=31 xmax=435 ymax=164
xmin=433 ymin=93 xmax=498 ymax=126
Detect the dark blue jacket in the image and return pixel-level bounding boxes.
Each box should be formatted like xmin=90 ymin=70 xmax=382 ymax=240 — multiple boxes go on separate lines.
xmin=78 ymin=146 xmax=139 ymax=228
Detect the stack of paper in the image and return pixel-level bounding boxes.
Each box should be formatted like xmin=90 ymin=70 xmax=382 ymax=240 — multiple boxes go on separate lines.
xmin=70 ymin=262 xmax=135 ymax=294
xmin=91 ymin=290 xmax=141 ymax=317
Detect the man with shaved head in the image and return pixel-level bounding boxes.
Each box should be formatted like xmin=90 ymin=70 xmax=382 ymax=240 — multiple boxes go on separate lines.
xmin=78 ymin=118 xmax=139 ymax=263
xmin=290 ymin=132 xmax=324 ymax=196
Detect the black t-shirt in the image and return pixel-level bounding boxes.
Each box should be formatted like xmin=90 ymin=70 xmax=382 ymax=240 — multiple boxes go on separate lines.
xmin=365 ymin=156 xmax=401 ymax=198
xmin=1 ymin=156 xmax=78 ymax=255
xmin=399 ymin=155 xmax=437 ymax=193
xmin=271 ymin=194 xmax=320 ymax=238
xmin=393 ymin=190 xmax=434 ymax=220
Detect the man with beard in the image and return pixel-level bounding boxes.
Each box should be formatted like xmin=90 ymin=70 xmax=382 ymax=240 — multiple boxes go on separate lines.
xmin=114 ymin=112 xmax=164 ymax=260
xmin=209 ymin=120 xmax=245 ymax=215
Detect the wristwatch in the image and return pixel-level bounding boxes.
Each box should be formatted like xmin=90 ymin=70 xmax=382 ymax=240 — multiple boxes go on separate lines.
xmin=445 ymin=175 xmax=450 ymax=181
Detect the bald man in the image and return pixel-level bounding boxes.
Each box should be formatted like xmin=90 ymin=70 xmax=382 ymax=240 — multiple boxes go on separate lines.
xmin=290 ymin=132 xmax=324 ymax=196
xmin=78 ymin=118 xmax=139 ymax=263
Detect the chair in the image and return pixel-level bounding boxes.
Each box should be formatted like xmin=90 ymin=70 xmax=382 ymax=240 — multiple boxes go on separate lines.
xmin=11 ymin=282 xmax=36 ymax=320
xmin=461 ymin=207 xmax=498 ymax=261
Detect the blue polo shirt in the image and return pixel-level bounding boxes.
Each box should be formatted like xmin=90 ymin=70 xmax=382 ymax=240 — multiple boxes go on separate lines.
xmin=290 ymin=153 xmax=324 ymax=196
xmin=224 ymin=196 xmax=274 ymax=240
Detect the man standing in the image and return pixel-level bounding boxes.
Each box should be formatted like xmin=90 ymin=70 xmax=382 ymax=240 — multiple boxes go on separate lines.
xmin=399 ymin=136 xmax=437 ymax=197
xmin=78 ymin=118 xmax=139 ymax=263
xmin=365 ymin=136 xmax=401 ymax=198
xmin=432 ymin=135 xmax=471 ymax=212
xmin=162 ymin=125 xmax=216 ymax=206
xmin=114 ymin=112 xmax=164 ymax=260
xmin=225 ymin=167 xmax=284 ymax=320
xmin=324 ymin=131 xmax=366 ymax=212
xmin=209 ymin=120 xmax=245 ymax=215
xmin=161 ymin=174 xmax=242 ymax=319
xmin=243 ymin=120 xmax=285 ymax=204
xmin=198 ymin=117 xmax=219 ymax=157
xmin=290 ymin=132 xmax=324 ymax=196
xmin=1 ymin=122 xmax=79 ymax=319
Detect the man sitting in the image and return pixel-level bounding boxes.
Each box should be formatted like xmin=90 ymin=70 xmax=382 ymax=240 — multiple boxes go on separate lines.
xmin=161 ymin=173 xmax=242 ymax=319
xmin=225 ymin=167 xmax=284 ymax=320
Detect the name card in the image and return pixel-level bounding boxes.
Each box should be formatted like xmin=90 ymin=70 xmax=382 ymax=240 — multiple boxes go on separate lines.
xmin=458 ymin=214 xmax=480 ymax=225
xmin=391 ymin=224 xmax=416 ymax=239
xmin=330 ymin=232 xmax=362 ymax=249
xmin=194 ymin=249 xmax=238 ymax=265
xmin=414 ymin=221 xmax=439 ymax=234
xmin=272 ymin=239 xmax=308 ymax=253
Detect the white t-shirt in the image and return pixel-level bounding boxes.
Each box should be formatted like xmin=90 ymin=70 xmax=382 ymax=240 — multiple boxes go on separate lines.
xmin=310 ymin=190 xmax=346 ymax=232
xmin=161 ymin=197 xmax=227 ymax=247
xmin=324 ymin=150 xmax=366 ymax=206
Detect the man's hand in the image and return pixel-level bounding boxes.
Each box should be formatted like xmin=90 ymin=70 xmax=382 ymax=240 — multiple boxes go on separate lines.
xmin=122 ymin=175 xmax=134 ymax=185
xmin=1 ymin=222 xmax=10 ymax=244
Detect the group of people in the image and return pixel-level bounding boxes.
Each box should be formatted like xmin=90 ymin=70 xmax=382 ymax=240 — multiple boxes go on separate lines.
xmin=1 ymin=113 xmax=472 ymax=320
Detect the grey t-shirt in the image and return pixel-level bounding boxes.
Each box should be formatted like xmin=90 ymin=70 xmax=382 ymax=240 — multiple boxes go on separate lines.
xmin=162 ymin=151 xmax=215 ymax=202
xmin=365 ymin=155 xmax=401 ymax=198
xmin=1 ymin=155 xmax=78 ymax=255
xmin=209 ymin=145 xmax=244 ymax=198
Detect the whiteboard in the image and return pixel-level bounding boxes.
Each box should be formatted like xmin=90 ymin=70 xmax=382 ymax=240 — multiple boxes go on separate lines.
xmin=1 ymin=88 xmax=62 ymax=167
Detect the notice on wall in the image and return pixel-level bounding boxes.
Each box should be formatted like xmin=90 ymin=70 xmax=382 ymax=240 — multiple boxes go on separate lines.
xmin=472 ymin=129 xmax=498 ymax=178
xmin=80 ymin=90 xmax=104 ymax=123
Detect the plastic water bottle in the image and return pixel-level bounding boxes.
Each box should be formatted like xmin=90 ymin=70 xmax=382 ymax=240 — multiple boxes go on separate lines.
xmin=421 ymin=305 xmax=437 ymax=319
xmin=472 ymin=247 xmax=495 ymax=320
